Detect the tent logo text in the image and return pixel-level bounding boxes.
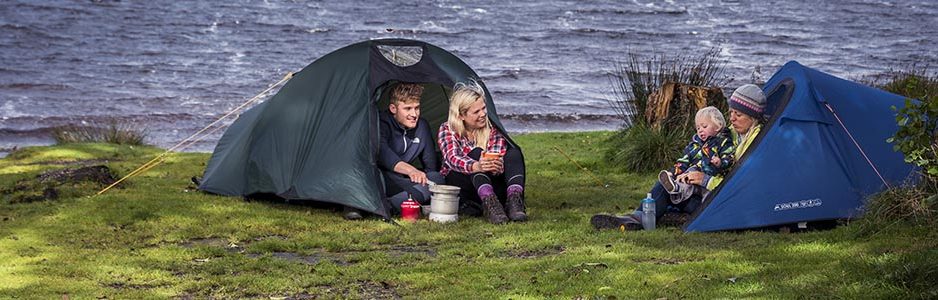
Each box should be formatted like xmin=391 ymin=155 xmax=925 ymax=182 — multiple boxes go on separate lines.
xmin=773 ymin=198 xmax=823 ymax=211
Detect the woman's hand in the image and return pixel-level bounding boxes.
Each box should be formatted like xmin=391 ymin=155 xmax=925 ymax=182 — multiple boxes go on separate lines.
xmin=476 ymin=157 xmax=503 ymax=174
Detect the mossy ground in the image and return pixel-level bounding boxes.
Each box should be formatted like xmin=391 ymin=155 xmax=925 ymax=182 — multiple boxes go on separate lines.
xmin=1 ymin=132 xmax=934 ymax=299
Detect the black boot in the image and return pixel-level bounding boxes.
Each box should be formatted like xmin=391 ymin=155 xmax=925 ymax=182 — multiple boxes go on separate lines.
xmin=481 ymin=195 xmax=509 ymax=224
xmin=506 ymin=193 xmax=527 ymax=222
xmin=343 ymin=206 xmax=363 ymax=220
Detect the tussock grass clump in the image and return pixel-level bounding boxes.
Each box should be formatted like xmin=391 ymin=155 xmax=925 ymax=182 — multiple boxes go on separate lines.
xmin=52 ymin=119 xmax=147 ymax=146
xmin=605 ymin=49 xmax=728 ymax=172
xmin=607 ymin=48 xmax=728 ymax=127
xmin=604 ymin=122 xmax=688 ymax=173
xmin=853 ymin=183 xmax=938 ymax=299
xmin=857 ymin=182 xmax=937 ymax=234
xmin=866 ymin=65 xmax=938 ymax=102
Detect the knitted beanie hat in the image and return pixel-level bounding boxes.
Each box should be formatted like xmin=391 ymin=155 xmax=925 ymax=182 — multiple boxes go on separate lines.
xmin=728 ymin=84 xmax=766 ymax=119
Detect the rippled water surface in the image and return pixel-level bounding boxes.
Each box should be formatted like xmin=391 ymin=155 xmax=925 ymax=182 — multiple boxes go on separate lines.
xmin=1 ymin=0 xmax=936 ymax=151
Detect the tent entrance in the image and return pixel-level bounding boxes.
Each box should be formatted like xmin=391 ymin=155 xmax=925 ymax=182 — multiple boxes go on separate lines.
xmin=684 ymin=78 xmax=797 ymax=230
xmin=375 ymin=81 xmax=453 ymax=140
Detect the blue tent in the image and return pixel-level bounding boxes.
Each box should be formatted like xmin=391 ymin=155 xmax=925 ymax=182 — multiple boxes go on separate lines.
xmin=684 ymin=61 xmax=917 ymax=232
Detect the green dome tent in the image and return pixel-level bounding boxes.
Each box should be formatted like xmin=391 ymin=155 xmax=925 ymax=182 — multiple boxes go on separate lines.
xmin=198 ymin=39 xmax=522 ymax=219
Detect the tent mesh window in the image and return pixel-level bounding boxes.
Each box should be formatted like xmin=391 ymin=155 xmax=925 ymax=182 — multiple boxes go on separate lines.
xmin=377 ymin=45 xmax=423 ymax=67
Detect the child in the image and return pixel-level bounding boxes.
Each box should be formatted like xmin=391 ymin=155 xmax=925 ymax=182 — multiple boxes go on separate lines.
xmin=659 ymin=106 xmax=735 ymax=204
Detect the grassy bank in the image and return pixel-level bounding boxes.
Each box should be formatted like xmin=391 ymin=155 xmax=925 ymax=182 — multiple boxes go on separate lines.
xmin=1 ymin=132 xmax=935 ymax=299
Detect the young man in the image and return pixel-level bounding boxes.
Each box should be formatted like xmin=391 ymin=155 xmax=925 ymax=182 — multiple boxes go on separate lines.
xmin=343 ymin=82 xmax=443 ymax=220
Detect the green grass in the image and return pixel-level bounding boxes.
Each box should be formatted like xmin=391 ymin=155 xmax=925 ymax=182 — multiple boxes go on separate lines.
xmin=1 ymin=133 xmax=935 ymax=299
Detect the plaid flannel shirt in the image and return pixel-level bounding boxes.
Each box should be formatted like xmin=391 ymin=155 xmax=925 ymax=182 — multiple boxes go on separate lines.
xmin=438 ymin=122 xmax=507 ymax=176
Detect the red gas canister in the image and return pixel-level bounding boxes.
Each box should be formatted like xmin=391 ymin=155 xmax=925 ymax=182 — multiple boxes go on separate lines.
xmin=400 ymin=195 xmax=420 ymax=222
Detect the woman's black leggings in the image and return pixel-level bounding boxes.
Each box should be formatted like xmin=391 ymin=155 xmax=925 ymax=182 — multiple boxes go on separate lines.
xmin=445 ymin=147 xmax=525 ymax=216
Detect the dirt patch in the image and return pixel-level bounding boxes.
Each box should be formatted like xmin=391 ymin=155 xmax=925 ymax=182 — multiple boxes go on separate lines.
xmin=27 ymin=158 xmax=116 ymax=167
xmin=245 ymin=252 xmax=323 ymax=265
xmin=504 ymin=245 xmax=566 ymax=259
xmin=568 ymin=262 xmax=609 ymax=275
xmin=251 ymin=235 xmax=288 ymax=242
xmin=355 ymin=281 xmax=401 ymax=299
xmin=261 ymin=292 xmax=317 ymax=300
xmin=2 ymin=165 xmax=116 ymax=203
xmin=659 ymin=212 xmax=690 ymax=227
xmin=180 ymin=238 xmax=232 ymax=249
xmin=36 ymin=165 xmax=116 ymax=185
xmin=632 ymin=257 xmax=695 ymax=265
xmin=105 ymin=282 xmax=161 ymax=290
xmin=313 ymin=281 xmax=401 ymax=299
xmin=387 ymin=245 xmax=437 ymax=257
xmin=177 ymin=238 xmax=440 ymax=267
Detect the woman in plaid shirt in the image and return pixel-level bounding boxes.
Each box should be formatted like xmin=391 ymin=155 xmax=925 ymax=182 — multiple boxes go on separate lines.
xmin=438 ymin=82 xmax=527 ymax=224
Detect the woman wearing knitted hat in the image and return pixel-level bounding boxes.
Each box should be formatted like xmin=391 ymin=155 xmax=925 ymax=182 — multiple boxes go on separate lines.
xmin=591 ymin=84 xmax=767 ymax=230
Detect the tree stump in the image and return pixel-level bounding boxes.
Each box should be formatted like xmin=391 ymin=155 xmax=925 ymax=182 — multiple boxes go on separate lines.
xmin=644 ymin=82 xmax=727 ymax=130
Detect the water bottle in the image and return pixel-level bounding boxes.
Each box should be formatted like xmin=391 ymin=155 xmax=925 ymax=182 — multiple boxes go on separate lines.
xmin=641 ymin=193 xmax=656 ymax=230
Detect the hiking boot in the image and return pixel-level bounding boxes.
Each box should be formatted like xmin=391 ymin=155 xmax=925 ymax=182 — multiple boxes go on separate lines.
xmin=590 ymin=214 xmax=642 ymax=231
xmin=343 ymin=206 xmax=363 ymax=220
xmin=481 ymin=195 xmax=509 ymax=224
xmin=658 ymin=170 xmax=678 ymax=194
xmin=506 ymin=193 xmax=527 ymax=222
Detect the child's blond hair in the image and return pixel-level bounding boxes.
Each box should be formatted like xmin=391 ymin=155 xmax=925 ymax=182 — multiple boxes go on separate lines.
xmin=695 ymin=106 xmax=725 ymax=130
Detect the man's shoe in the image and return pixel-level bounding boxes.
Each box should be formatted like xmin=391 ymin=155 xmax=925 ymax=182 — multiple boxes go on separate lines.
xmin=343 ymin=206 xmax=363 ymax=220
xmin=506 ymin=193 xmax=528 ymax=222
xmin=590 ymin=214 xmax=642 ymax=231
xmin=481 ymin=195 xmax=509 ymax=224
xmin=658 ymin=170 xmax=678 ymax=193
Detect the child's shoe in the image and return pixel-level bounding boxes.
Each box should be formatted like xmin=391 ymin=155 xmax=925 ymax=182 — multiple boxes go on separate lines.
xmin=658 ymin=170 xmax=678 ymax=194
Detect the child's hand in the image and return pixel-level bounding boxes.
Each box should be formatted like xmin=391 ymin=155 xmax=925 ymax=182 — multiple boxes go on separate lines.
xmin=675 ymin=173 xmax=687 ymax=183
xmin=711 ymin=156 xmax=721 ymax=166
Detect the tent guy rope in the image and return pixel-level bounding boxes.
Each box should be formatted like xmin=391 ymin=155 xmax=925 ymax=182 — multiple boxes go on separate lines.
xmin=825 ymin=103 xmax=891 ymax=189
xmin=553 ymin=146 xmax=606 ymax=188
xmin=95 ymin=71 xmax=296 ymax=196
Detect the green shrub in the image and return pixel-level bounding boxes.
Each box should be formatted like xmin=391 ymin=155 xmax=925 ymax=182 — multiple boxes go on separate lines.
xmin=856 ymin=67 xmax=938 ymax=234
xmin=51 ymin=119 xmax=147 ymax=146
xmin=604 ymin=122 xmax=690 ymax=173
xmin=877 ymin=67 xmax=938 ymax=184
xmin=889 ymin=97 xmax=938 ymax=182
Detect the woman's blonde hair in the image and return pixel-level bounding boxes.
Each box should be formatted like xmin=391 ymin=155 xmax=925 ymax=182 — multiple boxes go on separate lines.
xmin=447 ymin=80 xmax=491 ymax=149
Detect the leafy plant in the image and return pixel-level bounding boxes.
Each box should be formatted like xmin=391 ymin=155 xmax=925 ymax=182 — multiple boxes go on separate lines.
xmin=881 ymin=67 xmax=938 ymax=184
xmin=889 ymin=98 xmax=938 ymax=180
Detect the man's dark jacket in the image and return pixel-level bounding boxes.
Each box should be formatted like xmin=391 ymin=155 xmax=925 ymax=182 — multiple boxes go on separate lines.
xmin=377 ymin=111 xmax=439 ymax=173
